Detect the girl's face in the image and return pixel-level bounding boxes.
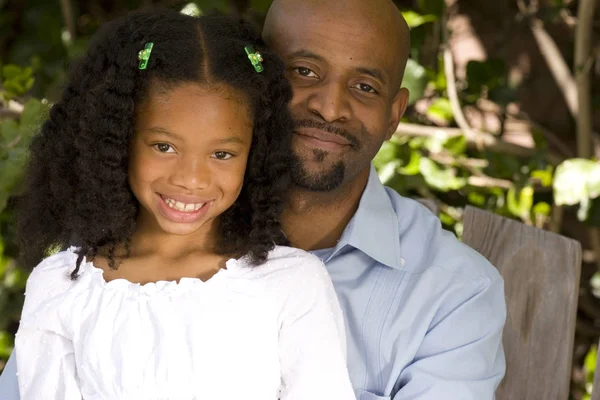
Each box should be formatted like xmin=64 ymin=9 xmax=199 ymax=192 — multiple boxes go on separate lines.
xmin=129 ymin=82 xmax=253 ymax=238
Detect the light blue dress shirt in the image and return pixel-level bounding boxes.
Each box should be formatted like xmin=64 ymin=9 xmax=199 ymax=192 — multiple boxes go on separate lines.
xmin=0 ymin=165 xmax=506 ymax=399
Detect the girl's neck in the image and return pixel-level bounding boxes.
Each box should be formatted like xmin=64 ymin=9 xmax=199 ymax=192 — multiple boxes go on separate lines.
xmin=128 ymin=212 xmax=219 ymax=260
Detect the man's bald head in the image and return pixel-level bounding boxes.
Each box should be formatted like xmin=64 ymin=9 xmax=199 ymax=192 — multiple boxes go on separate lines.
xmin=263 ymin=0 xmax=410 ymax=88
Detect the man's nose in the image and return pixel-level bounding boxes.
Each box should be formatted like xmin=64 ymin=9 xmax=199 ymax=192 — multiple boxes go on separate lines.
xmin=306 ymin=80 xmax=351 ymax=123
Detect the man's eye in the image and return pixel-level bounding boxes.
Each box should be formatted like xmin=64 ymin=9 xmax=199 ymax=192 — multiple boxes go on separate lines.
xmin=213 ymin=151 xmax=233 ymax=160
xmin=353 ymin=83 xmax=378 ymax=94
xmin=294 ymin=67 xmax=317 ymax=78
xmin=154 ymin=143 xmax=175 ymax=153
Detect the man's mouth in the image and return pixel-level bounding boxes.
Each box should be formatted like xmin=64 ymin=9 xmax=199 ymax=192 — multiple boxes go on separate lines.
xmin=294 ymin=128 xmax=353 ymax=150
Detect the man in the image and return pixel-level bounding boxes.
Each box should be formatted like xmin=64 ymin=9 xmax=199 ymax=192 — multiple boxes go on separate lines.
xmin=0 ymin=0 xmax=506 ymax=398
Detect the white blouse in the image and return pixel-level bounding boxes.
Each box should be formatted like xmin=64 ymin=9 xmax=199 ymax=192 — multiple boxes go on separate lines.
xmin=15 ymin=246 xmax=355 ymax=400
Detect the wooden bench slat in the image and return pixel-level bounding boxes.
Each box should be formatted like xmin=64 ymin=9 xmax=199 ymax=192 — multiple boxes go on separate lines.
xmin=462 ymin=206 xmax=582 ymax=400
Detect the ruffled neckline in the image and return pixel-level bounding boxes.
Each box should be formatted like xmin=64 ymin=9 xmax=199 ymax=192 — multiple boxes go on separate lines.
xmin=66 ymin=247 xmax=248 ymax=296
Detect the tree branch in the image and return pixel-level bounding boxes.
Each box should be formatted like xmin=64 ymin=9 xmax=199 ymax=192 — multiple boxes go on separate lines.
xmin=529 ymin=18 xmax=578 ymax=117
xmin=59 ymin=0 xmax=76 ymax=40
xmin=394 ymin=122 xmax=564 ymax=165
xmin=575 ymin=0 xmax=596 ymax=159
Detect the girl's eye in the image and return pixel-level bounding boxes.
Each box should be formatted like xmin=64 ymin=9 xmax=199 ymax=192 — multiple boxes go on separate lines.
xmin=213 ymin=151 xmax=233 ymax=160
xmin=294 ymin=67 xmax=318 ymax=78
xmin=353 ymin=83 xmax=378 ymax=94
xmin=154 ymin=143 xmax=175 ymax=153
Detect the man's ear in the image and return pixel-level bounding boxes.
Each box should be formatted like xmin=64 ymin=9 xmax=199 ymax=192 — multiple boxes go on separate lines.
xmin=385 ymin=87 xmax=409 ymax=141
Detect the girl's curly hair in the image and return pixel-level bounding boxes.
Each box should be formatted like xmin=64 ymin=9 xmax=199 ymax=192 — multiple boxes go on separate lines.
xmin=17 ymin=8 xmax=294 ymax=275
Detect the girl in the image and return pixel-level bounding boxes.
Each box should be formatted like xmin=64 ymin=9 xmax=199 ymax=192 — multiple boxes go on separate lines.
xmin=14 ymin=8 xmax=354 ymax=400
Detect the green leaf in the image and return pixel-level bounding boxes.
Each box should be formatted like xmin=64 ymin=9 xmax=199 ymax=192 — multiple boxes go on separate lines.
xmin=468 ymin=192 xmax=486 ymax=207
xmin=585 ymin=345 xmax=598 ymax=374
xmin=373 ymin=141 xmax=400 ymax=170
xmin=402 ymin=59 xmax=428 ymax=105
xmin=2 ymin=64 xmax=22 ymax=80
xmin=401 ymin=10 xmax=438 ymax=28
xmin=419 ymin=157 xmax=466 ymax=191
xmin=531 ymin=166 xmax=553 ymax=187
xmin=533 ymin=202 xmax=552 ymax=217
xmin=0 ymin=119 xmax=20 ymax=144
xmin=0 ymin=331 xmax=14 ymax=359
xmin=554 ymin=159 xmax=600 ymax=220
xmin=398 ymin=149 xmax=422 ymax=175
xmin=19 ymin=98 xmax=48 ymax=142
xmin=444 ymin=135 xmax=467 ymax=156
xmin=378 ymin=160 xmax=402 ymax=185
xmin=507 ymin=186 xmax=534 ymax=219
xmin=427 ymin=98 xmax=453 ymax=122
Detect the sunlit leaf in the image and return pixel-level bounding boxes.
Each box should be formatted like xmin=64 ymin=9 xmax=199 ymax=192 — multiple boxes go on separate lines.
xmin=554 ymin=159 xmax=600 ymax=220
xmin=427 ymin=98 xmax=453 ymax=123
xmin=531 ymin=166 xmax=553 ymax=187
xmin=378 ymin=160 xmax=402 ymax=185
xmin=373 ymin=141 xmax=400 ymax=170
xmin=402 ymin=59 xmax=428 ymax=105
xmin=419 ymin=157 xmax=466 ymax=191
xmin=181 ymin=3 xmax=202 ymax=16
xmin=401 ymin=10 xmax=438 ymax=28
xmin=468 ymin=192 xmax=486 ymax=207
xmin=398 ymin=150 xmax=422 ymax=175
xmin=507 ymin=186 xmax=534 ymax=219
xmin=533 ymin=202 xmax=551 ymax=216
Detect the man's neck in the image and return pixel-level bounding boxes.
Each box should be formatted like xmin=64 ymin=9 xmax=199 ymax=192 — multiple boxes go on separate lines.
xmin=281 ymin=168 xmax=370 ymax=251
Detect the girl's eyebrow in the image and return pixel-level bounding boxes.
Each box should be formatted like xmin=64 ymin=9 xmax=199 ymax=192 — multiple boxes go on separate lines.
xmin=216 ymin=137 xmax=247 ymax=145
xmin=146 ymin=126 xmax=247 ymax=145
xmin=145 ymin=126 xmax=182 ymax=140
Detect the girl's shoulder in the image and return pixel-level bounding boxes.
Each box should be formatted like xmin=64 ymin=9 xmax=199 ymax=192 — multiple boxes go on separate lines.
xmin=238 ymin=245 xmax=327 ymax=280
xmin=232 ymin=246 xmax=333 ymax=298
xmin=25 ymin=247 xmax=86 ymax=295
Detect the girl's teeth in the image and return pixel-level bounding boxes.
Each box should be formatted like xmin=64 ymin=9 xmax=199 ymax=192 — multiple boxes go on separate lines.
xmin=163 ymin=197 xmax=204 ymax=212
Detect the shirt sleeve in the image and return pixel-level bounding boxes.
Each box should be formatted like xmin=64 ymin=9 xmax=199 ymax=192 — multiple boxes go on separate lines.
xmin=394 ymin=273 xmax=506 ymax=400
xmin=0 ymin=351 xmax=21 ymax=399
xmin=14 ymin=252 xmax=83 ymax=400
xmin=277 ymin=256 xmax=355 ymax=400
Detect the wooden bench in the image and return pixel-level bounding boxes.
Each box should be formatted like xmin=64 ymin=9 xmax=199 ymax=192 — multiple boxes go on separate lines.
xmin=419 ymin=200 xmax=583 ymax=399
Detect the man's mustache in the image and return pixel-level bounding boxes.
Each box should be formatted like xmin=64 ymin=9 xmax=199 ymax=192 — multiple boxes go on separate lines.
xmin=294 ymin=118 xmax=361 ymax=149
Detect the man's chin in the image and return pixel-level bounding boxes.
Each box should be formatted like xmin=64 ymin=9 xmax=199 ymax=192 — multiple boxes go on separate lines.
xmin=291 ymin=160 xmax=346 ymax=192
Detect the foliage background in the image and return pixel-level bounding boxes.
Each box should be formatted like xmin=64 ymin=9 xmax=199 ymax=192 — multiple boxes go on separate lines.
xmin=0 ymin=0 xmax=599 ymax=398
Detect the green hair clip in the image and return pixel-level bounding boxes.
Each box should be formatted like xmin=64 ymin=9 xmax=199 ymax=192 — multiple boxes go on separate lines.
xmin=245 ymin=46 xmax=264 ymax=73
xmin=138 ymin=42 xmax=154 ymax=70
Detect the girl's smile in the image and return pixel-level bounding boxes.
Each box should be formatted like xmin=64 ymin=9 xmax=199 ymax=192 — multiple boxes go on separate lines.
xmin=156 ymin=193 xmax=212 ymax=224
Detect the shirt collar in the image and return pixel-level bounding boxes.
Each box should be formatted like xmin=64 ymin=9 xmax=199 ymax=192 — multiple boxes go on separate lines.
xmin=331 ymin=165 xmax=404 ymax=269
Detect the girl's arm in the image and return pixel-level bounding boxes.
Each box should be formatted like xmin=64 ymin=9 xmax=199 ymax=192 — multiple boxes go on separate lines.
xmin=277 ymin=256 xmax=355 ymax=399
xmin=16 ymin=326 xmax=82 ymax=399
xmin=15 ymin=251 xmax=83 ymax=399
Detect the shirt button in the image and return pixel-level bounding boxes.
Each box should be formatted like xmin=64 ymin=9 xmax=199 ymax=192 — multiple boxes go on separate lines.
xmin=400 ymin=258 xmax=406 ymax=267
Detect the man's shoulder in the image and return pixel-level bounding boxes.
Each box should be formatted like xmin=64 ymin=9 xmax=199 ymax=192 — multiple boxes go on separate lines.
xmin=382 ymin=187 xmax=500 ymax=283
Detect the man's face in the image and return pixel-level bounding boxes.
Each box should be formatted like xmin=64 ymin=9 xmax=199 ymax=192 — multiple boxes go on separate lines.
xmin=267 ymin=10 xmax=408 ymax=191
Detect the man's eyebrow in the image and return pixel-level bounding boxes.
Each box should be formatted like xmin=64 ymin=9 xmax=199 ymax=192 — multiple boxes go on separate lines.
xmin=356 ymin=67 xmax=387 ymax=84
xmin=288 ymin=50 xmax=326 ymax=62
